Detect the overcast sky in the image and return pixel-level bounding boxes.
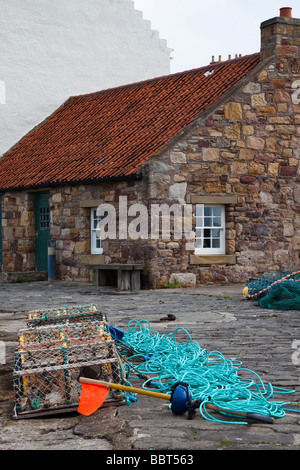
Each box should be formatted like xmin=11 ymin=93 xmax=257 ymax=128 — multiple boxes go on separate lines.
xmin=133 ymin=0 xmax=300 ymax=73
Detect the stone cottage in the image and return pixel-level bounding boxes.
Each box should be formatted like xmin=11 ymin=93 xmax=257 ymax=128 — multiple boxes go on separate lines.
xmin=0 ymin=7 xmax=300 ymax=289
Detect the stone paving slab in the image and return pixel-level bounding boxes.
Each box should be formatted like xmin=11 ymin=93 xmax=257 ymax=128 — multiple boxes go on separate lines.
xmin=0 ymin=281 xmax=300 ymax=451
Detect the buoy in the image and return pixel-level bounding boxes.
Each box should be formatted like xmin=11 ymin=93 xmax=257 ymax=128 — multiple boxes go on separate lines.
xmin=242 ymin=286 xmax=249 ymax=298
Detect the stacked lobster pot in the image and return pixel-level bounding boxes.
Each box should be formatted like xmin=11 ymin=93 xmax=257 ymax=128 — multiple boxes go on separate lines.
xmin=13 ymin=304 xmax=125 ymax=419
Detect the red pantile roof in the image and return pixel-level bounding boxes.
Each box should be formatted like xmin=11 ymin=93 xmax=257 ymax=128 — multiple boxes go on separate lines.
xmin=0 ymin=53 xmax=260 ymax=190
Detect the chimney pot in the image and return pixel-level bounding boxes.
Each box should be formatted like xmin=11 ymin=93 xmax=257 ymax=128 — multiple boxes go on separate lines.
xmin=280 ymin=7 xmax=292 ymax=18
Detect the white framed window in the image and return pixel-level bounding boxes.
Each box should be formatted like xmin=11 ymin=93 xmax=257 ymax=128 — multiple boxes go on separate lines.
xmin=194 ymin=204 xmax=225 ymax=254
xmin=91 ymin=208 xmax=103 ymax=254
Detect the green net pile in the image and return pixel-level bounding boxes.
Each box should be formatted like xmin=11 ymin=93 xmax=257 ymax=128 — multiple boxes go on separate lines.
xmin=258 ymin=280 xmax=300 ymax=310
xmin=245 ymin=270 xmax=300 ymax=310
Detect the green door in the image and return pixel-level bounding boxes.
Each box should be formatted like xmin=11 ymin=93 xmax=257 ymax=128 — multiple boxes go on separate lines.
xmin=35 ymin=193 xmax=50 ymax=271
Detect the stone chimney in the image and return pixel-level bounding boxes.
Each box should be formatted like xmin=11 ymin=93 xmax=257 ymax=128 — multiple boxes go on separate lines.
xmin=260 ymin=7 xmax=300 ymax=61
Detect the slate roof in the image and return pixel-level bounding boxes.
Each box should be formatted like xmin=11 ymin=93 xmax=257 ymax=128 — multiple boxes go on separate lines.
xmin=0 ymin=53 xmax=260 ymax=191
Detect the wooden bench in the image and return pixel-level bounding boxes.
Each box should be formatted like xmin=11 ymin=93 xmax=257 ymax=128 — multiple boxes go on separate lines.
xmin=88 ymin=263 xmax=144 ymax=291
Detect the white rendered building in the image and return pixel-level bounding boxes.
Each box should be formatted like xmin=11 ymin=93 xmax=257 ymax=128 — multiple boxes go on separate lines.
xmin=0 ymin=0 xmax=172 ymax=156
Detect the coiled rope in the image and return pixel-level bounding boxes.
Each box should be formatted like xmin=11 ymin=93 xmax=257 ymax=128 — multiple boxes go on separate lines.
xmin=118 ymin=319 xmax=298 ymax=425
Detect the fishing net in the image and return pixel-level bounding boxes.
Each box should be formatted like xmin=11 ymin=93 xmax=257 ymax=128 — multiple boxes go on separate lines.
xmin=258 ymin=280 xmax=300 ymax=310
xmin=244 ymin=270 xmax=300 ymax=309
xmin=13 ymin=305 xmax=126 ymax=418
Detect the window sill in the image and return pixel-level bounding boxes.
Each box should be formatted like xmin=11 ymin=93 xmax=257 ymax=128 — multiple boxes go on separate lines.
xmin=190 ymin=254 xmax=237 ymax=265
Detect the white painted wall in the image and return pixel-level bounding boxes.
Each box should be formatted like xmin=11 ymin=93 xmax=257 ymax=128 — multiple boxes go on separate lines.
xmin=0 ymin=0 xmax=172 ymax=156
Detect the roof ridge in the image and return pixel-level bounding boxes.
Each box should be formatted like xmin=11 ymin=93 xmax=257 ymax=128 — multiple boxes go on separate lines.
xmin=69 ymin=52 xmax=260 ymax=101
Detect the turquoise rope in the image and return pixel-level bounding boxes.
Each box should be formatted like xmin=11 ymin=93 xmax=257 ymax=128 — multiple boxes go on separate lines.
xmin=119 ymin=320 xmax=299 ymax=424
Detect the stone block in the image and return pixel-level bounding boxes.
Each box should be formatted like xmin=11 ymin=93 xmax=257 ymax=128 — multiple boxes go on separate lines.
xmin=258 ymin=70 xmax=268 ymax=82
xmin=242 ymin=125 xmax=254 ymax=136
xmin=169 ymin=272 xmax=196 ymax=286
xmin=259 ymin=191 xmax=273 ymax=204
xmin=221 ymin=151 xmax=235 ymax=160
xmin=2 ymin=226 xmax=14 ymax=242
xmin=247 ymin=136 xmax=265 ymax=150
xmin=20 ymin=211 xmax=34 ymax=227
xmin=280 ymin=166 xmax=297 ymax=176
xmin=276 ymin=125 xmax=296 ymax=135
xmin=167 ymin=242 xmax=180 ymax=249
xmin=257 ymin=107 xmax=276 ymax=115
xmin=249 ymin=162 xmax=265 ymax=175
xmin=224 ymin=102 xmax=242 ymax=121
xmin=52 ymin=193 xmax=62 ymax=203
xmin=239 ymin=148 xmax=255 ymax=160
xmin=251 ymin=93 xmax=267 ymax=107
xmin=272 ymin=79 xmax=285 ymax=89
xmin=204 ymin=182 xmax=225 ymax=192
xmin=74 ymin=241 xmax=89 ymax=254
xmin=230 ymin=161 xmax=248 ymax=175
xmin=170 ymin=152 xmax=186 ymax=163
xmin=273 ymin=249 xmax=289 ymax=265
xmin=283 ymin=223 xmax=294 ymax=237
xmin=292 ymin=237 xmax=300 ymax=250
xmin=265 ymin=137 xmax=281 ymax=153
xmin=275 ymin=45 xmax=298 ymax=57
xmin=198 ymin=140 xmax=209 ymax=148
xmin=256 ymin=153 xmax=275 ymax=163
xmin=240 ymin=175 xmax=257 ymax=184
xmin=274 ymin=90 xmax=291 ymax=103
xmin=243 ymin=82 xmax=261 ymax=94
xmin=202 ymin=148 xmax=220 ymax=161
xmin=169 ymin=182 xmax=187 ymax=202
xmin=224 ymin=123 xmax=241 ymax=140
xmin=294 ymin=184 xmax=300 ymax=203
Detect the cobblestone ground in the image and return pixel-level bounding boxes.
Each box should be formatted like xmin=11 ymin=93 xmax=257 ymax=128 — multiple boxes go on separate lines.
xmin=0 ymin=281 xmax=299 ymax=451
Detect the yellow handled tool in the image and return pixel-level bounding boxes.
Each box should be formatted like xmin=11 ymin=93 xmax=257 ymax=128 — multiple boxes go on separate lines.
xmin=79 ymin=377 xmax=170 ymax=400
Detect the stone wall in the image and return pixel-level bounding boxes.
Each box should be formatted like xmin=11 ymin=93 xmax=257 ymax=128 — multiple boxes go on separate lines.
xmin=1 ymin=192 xmax=36 ymax=273
xmin=49 ymin=178 xmax=153 ymax=283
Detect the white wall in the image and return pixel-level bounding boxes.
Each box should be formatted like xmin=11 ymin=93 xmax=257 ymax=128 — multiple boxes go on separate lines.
xmin=0 ymin=0 xmax=172 ymax=156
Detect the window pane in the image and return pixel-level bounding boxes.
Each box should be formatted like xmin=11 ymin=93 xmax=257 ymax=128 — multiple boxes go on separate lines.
xmin=204 ymin=228 xmax=211 ymax=238
xmin=212 ymin=229 xmax=220 ymax=238
xmin=204 ymin=207 xmax=212 ymax=217
xmin=195 ymin=217 xmax=203 ymax=228
xmin=203 ymin=238 xmax=211 ymax=248
xmin=213 ymin=217 xmax=221 ymax=227
xmin=213 ymin=207 xmax=222 ymax=217
xmin=195 ymin=205 xmax=203 ymax=217
xmin=195 ymin=238 xmax=203 ymax=249
xmin=212 ymin=239 xmax=220 ymax=248
xmin=195 ymin=228 xmax=202 ymax=238
xmin=204 ymin=217 xmax=212 ymax=227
